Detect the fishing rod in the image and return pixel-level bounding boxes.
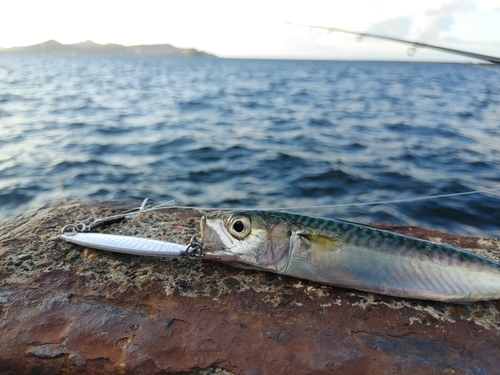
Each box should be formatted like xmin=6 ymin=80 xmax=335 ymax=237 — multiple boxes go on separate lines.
xmin=288 ymin=23 xmax=500 ymax=64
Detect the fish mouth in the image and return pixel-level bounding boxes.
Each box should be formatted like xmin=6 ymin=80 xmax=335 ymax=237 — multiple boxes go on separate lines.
xmin=200 ymin=215 xmax=238 ymax=262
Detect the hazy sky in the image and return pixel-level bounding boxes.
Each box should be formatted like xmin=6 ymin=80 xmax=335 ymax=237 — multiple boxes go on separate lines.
xmin=1 ymin=0 xmax=499 ymax=61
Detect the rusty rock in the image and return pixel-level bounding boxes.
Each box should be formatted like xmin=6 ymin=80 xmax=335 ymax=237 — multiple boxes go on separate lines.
xmin=0 ymin=200 xmax=499 ymax=374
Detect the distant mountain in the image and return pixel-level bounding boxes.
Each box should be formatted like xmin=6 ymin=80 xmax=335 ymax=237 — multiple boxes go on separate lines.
xmin=0 ymin=40 xmax=217 ymax=58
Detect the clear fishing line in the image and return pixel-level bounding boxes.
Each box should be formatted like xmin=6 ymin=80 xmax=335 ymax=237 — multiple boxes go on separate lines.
xmin=135 ymin=187 xmax=500 ymax=213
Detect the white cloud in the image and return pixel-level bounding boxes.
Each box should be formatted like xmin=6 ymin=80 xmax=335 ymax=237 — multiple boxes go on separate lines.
xmin=368 ymin=16 xmax=415 ymax=37
xmin=476 ymin=0 xmax=500 ymax=10
xmin=365 ymin=0 xmax=494 ymax=43
xmin=425 ymin=0 xmax=477 ymax=14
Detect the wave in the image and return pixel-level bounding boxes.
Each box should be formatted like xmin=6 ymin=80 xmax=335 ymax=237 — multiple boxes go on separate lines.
xmin=0 ymin=57 xmax=499 ymax=237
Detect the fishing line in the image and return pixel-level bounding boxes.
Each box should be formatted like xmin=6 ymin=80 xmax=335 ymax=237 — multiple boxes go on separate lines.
xmin=133 ymin=187 xmax=500 ymax=214
xmin=271 ymin=187 xmax=500 ymax=211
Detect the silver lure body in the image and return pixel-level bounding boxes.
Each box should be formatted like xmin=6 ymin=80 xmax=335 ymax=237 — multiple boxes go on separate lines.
xmin=60 ymin=232 xmax=186 ymax=258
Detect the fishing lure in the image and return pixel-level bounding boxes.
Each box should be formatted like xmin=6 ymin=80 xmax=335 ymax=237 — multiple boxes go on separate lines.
xmin=60 ymin=208 xmax=500 ymax=303
xmin=60 ymin=232 xmax=196 ymax=258
xmin=59 ymin=198 xmax=203 ymax=259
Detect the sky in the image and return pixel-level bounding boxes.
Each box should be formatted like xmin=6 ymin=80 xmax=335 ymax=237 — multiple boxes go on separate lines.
xmin=1 ymin=0 xmax=499 ymax=62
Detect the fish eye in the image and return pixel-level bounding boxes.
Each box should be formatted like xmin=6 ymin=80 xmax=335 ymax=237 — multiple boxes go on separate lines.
xmin=228 ymin=216 xmax=251 ymax=239
xmin=233 ymin=220 xmax=245 ymax=232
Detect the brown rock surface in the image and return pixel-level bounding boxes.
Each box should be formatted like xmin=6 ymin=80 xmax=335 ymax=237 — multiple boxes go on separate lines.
xmin=1 ymin=200 xmax=499 ymax=374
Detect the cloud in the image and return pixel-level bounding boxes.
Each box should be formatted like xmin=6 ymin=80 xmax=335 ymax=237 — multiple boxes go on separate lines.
xmin=425 ymin=0 xmax=476 ymax=14
xmin=367 ymin=16 xmax=414 ymax=37
xmin=418 ymin=13 xmax=455 ymax=41
xmin=419 ymin=0 xmax=477 ymax=41
xmin=367 ymin=0 xmax=481 ymax=42
xmin=477 ymin=0 xmax=500 ymax=10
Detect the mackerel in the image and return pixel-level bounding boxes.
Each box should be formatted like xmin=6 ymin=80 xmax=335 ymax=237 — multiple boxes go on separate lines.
xmin=201 ymin=210 xmax=500 ymax=303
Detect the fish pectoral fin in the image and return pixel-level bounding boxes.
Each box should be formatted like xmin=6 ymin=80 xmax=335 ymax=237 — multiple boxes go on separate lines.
xmin=297 ymin=233 xmax=341 ymax=254
xmin=297 ymin=233 xmax=343 ymax=272
xmin=288 ymin=232 xmax=341 ymax=267
xmin=286 ymin=232 xmax=341 ymax=281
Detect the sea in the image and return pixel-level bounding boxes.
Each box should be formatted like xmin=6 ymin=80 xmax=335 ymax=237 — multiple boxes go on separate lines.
xmin=0 ymin=55 xmax=499 ymax=237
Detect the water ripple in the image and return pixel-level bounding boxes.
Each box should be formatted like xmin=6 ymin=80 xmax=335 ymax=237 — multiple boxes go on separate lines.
xmin=0 ymin=56 xmax=499 ymax=236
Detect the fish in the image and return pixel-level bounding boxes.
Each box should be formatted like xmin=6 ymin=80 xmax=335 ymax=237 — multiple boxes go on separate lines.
xmin=201 ymin=210 xmax=500 ymax=303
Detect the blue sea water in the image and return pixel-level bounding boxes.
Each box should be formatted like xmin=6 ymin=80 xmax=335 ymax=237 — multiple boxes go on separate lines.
xmin=0 ymin=55 xmax=499 ymax=237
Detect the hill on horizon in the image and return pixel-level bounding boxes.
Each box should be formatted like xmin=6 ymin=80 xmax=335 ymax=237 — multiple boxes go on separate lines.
xmin=0 ymin=40 xmax=217 ymax=58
